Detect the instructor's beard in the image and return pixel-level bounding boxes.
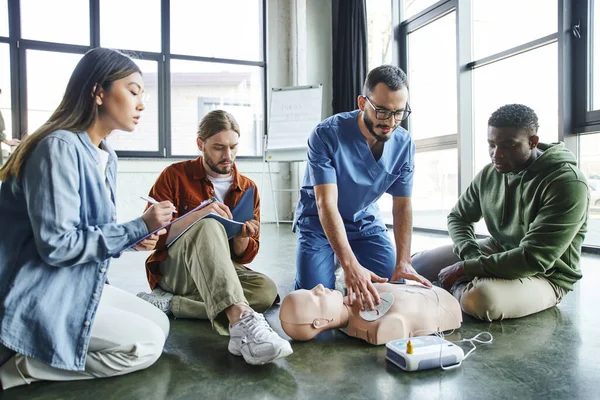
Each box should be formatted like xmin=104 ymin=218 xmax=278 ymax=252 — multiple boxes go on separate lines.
xmin=363 ymin=112 xmax=395 ymax=142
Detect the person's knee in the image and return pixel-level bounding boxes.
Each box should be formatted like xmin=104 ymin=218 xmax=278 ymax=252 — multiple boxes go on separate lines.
xmin=249 ymin=276 xmax=278 ymax=312
xmin=93 ymin=322 xmax=166 ymax=378
xmin=459 ymin=281 xmax=504 ymax=321
xmin=411 ymin=245 xmax=461 ymax=283
xmin=195 ymin=218 xmax=226 ymax=235
xmin=155 ymin=310 xmax=170 ymax=338
xmin=136 ymin=322 xmax=167 ymax=369
xmin=410 ymin=251 xmax=426 ymax=270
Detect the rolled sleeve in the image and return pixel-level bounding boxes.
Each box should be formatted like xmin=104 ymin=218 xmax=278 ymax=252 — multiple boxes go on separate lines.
xmin=307 ymin=128 xmax=337 ymax=186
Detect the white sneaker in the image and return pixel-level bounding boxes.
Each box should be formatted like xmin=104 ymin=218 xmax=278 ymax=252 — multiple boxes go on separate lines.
xmin=228 ymin=311 xmax=293 ymax=365
xmin=137 ymin=287 xmax=174 ymax=315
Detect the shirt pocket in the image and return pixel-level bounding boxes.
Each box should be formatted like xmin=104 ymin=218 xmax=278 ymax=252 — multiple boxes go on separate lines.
xmin=179 ymin=194 xmax=204 ymax=214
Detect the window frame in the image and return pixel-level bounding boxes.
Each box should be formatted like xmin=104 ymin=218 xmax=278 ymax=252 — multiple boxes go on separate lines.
xmin=571 ymin=0 xmax=600 ymax=134
xmin=395 ymin=0 xmax=599 ymax=252
xmin=1 ymin=0 xmax=267 ymax=159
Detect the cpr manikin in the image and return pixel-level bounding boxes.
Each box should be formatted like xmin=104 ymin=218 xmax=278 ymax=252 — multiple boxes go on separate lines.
xmin=280 ymin=283 xmax=462 ymax=345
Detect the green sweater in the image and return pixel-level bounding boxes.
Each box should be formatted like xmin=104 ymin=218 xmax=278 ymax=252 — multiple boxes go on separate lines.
xmin=448 ymin=143 xmax=589 ymax=291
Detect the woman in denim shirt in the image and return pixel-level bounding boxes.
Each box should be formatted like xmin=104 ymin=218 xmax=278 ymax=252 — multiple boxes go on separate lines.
xmin=0 ymin=48 xmax=175 ymax=390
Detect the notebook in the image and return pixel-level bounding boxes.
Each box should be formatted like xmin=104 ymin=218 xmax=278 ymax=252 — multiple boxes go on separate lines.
xmin=165 ymin=186 xmax=256 ymax=247
xmin=127 ymin=186 xmax=255 ymax=251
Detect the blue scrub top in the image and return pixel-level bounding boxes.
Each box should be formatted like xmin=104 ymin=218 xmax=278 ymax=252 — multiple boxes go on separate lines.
xmin=293 ymin=110 xmax=415 ymax=234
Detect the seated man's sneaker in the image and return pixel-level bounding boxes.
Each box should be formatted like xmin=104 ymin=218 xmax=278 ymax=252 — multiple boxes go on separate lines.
xmin=137 ymin=287 xmax=174 ymax=315
xmin=228 ymin=310 xmax=293 ymax=365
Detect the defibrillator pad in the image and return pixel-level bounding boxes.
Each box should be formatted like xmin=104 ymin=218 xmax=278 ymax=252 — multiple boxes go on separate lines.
xmin=359 ymin=292 xmax=394 ymax=321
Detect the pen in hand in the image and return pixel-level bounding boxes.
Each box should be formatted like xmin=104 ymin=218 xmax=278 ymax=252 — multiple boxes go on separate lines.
xmin=140 ymin=196 xmax=177 ymax=214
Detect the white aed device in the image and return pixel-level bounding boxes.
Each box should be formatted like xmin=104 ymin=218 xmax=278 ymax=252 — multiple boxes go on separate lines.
xmin=385 ymin=336 xmax=464 ymax=371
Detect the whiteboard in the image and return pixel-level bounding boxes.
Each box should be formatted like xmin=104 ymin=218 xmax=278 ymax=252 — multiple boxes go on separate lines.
xmin=265 ymin=85 xmax=323 ymax=161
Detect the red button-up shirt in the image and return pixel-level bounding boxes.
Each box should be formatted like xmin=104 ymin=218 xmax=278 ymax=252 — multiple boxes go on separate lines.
xmin=144 ymin=157 xmax=260 ymax=289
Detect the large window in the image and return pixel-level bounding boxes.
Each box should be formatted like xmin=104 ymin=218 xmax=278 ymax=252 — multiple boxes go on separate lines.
xmin=580 ymin=134 xmax=600 ymax=247
xmin=580 ymin=0 xmax=600 ymax=248
xmin=471 ymin=0 xmax=557 ymax=60
xmin=106 ymin=60 xmax=160 ymax=152
xmin=393 ymin=0 xmax=600 ymax=250
xmin=20 ymin=0 xmax=89 ymax=45
xmin=381 ymin=6 xmax=458 ymax=230
xmin=472 ymin=44 xmax=559 ymax=174
xmin=404 ymin=0 xmax=442 ymax=19
xmin=366 ymin=0 xmax=393 ymax=71
xmin=2 ymin=1 xmax=266 ymax=158
xmin=0 ymin=43 xmax=11 ymax=159
xmin=593 ymin=0 xmax=600 ymax=110
xmin=406 ymin=11 xmax=456 ymax=141
xmin=411 ymin=149 xmax=458 ymax=229
xmin=0 ymin=1 xmax=8 ymax=37
xmin=170 ymin=0 xmax=263 ymax=61
xmin=25 ymin=51 xmax=83 ymax=135
xmin=100 ymin=0 xmax=161 ymax=52
xmin=169 ymin=60 xmax=264 ymax=157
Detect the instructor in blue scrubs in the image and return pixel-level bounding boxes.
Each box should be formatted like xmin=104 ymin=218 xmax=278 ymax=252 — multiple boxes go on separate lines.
xmin=293 ymin=65 xmax=431 ymax=310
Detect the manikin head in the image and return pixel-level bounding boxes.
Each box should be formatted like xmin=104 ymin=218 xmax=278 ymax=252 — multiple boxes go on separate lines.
xmin=280 ymin=284 xmax=347 ymax=341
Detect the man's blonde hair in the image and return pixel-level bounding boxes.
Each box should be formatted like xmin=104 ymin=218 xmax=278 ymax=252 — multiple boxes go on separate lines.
xmin=197 ymin=110 xmax=240 ymax=141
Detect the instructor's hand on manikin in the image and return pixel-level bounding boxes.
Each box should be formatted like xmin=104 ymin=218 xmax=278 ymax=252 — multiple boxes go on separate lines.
xmin=391 ymin=261 xmax=432 ymax=288
xmin=344 ymin=261 xmax=388 ymax=311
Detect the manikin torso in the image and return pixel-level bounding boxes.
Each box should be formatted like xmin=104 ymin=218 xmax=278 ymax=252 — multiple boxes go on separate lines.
xmin=342 ymin=283 xmax=462 ymax=345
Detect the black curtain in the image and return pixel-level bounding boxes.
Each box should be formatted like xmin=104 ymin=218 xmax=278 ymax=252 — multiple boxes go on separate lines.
xmin=332 ymin=0 xmax=368 ymax=114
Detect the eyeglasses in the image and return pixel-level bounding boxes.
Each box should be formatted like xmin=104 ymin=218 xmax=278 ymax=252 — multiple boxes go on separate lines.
xmin=363 ymin=96 xmax=411 ymax=121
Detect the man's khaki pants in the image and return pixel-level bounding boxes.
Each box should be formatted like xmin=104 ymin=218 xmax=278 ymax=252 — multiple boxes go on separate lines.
xmin=411 ymin=238 xmax=567 ymax=321
xmin=158 ymin=219 xmax=277 ymax=335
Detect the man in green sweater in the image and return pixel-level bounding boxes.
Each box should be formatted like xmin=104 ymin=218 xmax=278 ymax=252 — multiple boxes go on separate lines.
xmin=412 ymin=104 xmax=589 ymax=321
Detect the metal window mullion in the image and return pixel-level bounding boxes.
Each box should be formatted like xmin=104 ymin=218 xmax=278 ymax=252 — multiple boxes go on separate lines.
xmin=261 ymin=0 xmax=268 ymax=156
xmin=159 ymin=0 xmax=171 ymax=158
xmin=414 ymin=134 xmax=458 ymax=153
xmin=90 ymin=0 xmax=99 ymax=48
xmin=456 ymin=0 xmax=473 ymax=194
xmin=7 ymin=0 xmax=23 ymax=140
xmin=466 ymin=33 xmax=559 ymax=70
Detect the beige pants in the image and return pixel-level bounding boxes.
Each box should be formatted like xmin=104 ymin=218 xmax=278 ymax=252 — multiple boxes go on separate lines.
xmin=158 ymin=219 xmax=277 ymax=335
xmin=411 ymin=238 xmax=567 ymax=321
xmin=0 ymin=284 xmax=169 ymax=390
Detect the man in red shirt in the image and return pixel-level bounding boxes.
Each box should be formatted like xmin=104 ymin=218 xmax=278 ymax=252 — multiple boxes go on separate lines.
xmin=137 ymin=110 xmax=292 ymax=365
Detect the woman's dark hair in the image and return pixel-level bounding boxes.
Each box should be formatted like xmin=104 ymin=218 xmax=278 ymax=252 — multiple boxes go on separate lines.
xmin=0 ymin=48 xmax=141 ymax=180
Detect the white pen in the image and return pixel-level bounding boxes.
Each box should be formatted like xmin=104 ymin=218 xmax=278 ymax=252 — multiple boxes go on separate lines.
xmin=140 ymin=196 xmax=178 ymax=214
xmin=140 ymin=195 xmax=159 ymax=204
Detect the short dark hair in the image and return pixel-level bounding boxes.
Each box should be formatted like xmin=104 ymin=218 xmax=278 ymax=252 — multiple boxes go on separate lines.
xmin=362 ymin=65 xmax=408 ymax=97
xmin=488 ymin=104 xmax=539 ymax=136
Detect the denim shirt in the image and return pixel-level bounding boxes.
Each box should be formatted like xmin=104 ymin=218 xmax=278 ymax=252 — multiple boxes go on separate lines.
xmin=0 ymin=130 xmax=148 ymax=371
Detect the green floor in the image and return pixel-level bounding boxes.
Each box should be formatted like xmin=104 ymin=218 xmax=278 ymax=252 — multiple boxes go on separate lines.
xmin=2 ymin=226 xmax=598 ymax=400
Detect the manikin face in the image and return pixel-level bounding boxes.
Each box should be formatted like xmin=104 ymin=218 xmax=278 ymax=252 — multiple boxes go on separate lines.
xmin=280 ymin=284 xmax=344 ymax=341
xmin=358 ymin=82 xmax=409 ymax=142
xmin=487 ymin=126 xmax=539 ymax=173
xmin=198 ymin=129 xmax=239 ymax=177
xmin=96 ymin=72 xmax=145 ymax=132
